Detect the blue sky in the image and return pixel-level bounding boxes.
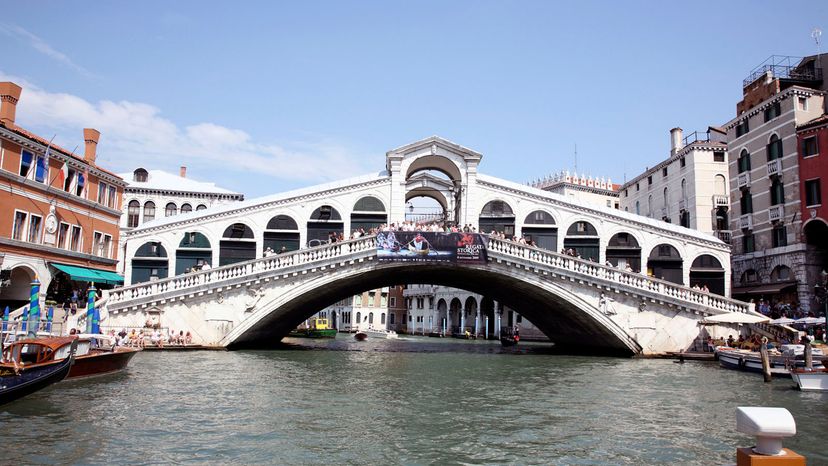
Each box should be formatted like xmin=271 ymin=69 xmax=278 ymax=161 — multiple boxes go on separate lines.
xmin=1 ymin=1 xmax=826 ymax=198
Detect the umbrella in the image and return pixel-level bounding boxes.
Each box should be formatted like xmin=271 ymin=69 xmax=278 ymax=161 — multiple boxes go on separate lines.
xmin=795 ymin=317 xmax=824 ymax=325
xmin=770 ymin=317 xmax=796 ymax=325
xmin=702 ymin=312 xmax=770 ymax=324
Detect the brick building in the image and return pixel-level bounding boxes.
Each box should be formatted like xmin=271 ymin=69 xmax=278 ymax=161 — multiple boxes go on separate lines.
xmin=0 ymin=81 xmax=126 ymax=311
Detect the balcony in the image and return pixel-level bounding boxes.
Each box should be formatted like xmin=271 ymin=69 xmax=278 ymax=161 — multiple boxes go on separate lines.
xmin=678 ymin=199 xmax=686 ymax=212
xmin=716 ymin=230 xmax=732 ymax=244
xmin=737 ymin=172 xmax=751 ymax=189
xmin=768 ymin=204 xmax=784 ymax=223
xmin=712 ymin=195 xmax=729 ymax=207
xmin=766 ymin=159 xmax=782 ymax=177
xmin=739 ymin=214 xmax=753 ymax=230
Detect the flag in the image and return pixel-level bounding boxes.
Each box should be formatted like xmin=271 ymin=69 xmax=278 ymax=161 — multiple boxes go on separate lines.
xmin=58 ymin=161 xmax=69 ymax=187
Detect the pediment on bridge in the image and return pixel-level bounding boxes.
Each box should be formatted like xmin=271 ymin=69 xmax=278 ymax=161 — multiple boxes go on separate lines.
xmin=386 ymin=136 xmax=482 ymax=163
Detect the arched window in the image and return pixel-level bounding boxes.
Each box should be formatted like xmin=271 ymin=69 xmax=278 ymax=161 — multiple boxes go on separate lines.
xmin=196 ymin=204 xmax=207 ymax=211
xmin=133 ymin=168 xmax=148 ymax=182
xmin=770 ymin=265 xmax=792 ymax=281
xmin=714 ymin=175 xmax=727 ymax=195
xmin=770 ymin=179 xmax=785 ymax=205
xmin=165 ymin=202 xmax=177 ymax=217
xmin=127 ymin=200 xmax=140 ymax=228
xmin=143 ymin=201 xmax=156 ymax=222
xmin=647 ymin=195 xmax=653 ymax=217
xmin=680 ymin=179 xmax=687 ymax=201
xmin=381 ymin=313 xmax=386 ymax=325
xmin=663 ymin=187 xmax=669 ymax=208
xmin=767 ymin=134 xmax=782 ymax=161
xmin=738 ymin=149 xmax=751 ymax=174
xmin=369 ymin=312 xmax=374 ymax=324
xmin=635 ymin=201 xmax=640 ymax=215
xmin=180 ymin=203 xmax=192 ymax=214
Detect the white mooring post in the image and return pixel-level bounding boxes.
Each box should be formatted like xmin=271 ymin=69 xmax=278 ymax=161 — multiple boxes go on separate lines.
xmin=735 ymin=407 xmax=804 ymax=465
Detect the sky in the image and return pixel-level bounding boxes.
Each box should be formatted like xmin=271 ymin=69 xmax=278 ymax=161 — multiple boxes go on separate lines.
xmin=1 ymin=1 xmax=826 ymax=199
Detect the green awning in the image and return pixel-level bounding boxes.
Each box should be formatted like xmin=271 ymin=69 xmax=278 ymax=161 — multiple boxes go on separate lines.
xmin=51 ymin=263 xmax=124 ymax=285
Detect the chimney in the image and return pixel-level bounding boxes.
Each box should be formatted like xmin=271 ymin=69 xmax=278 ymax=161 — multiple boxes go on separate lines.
xmin=670 ymin=127 xmax=683 ymax=156
xmin=0 ymin=82 xmax=23 ymax=126
xmin=83 ymin=128 xmax=100 ymax=164
xmin=179 ymin=166 xmax=187 ymax=178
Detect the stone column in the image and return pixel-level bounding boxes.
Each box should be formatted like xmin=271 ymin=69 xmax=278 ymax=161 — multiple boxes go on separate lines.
xmin=474 ymin=309 xmax=480 ymax=337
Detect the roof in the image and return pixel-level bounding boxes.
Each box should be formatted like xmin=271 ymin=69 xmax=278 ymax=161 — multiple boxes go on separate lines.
xmin=0 ymin=121 xmax=124 ymax=181
xmin=7 ymin=336 xmax=76 ymax=351
xmin=119 ymin=169 xmax=243 ymax=196
xmin=798 ymin=114 xmax=828 ymax=132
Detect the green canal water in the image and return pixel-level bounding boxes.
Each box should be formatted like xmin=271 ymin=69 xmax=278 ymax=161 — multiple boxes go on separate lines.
xmin=1 ymin=335 xmax=826 ymax=465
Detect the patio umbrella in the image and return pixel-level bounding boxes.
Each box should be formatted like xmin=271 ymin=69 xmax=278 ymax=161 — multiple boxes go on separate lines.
xmin=2 ymin=306 xmax=8 ymax=332
xmin=795 ymin=317 xmax=824 ymax=325
xmin=770 ymin=317 xmax=796 ymax=325
xmin=27 ymin=278 xmax=40 ymax=337
xmin=702 ymin=312 xmax=769 ymax=324
xmin=86 ymin=283 xmax=97 ymax=334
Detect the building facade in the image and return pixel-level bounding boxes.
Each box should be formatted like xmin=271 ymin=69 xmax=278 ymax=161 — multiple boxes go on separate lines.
xmin=531 ymin=172 xmax=620 ymax=210
xmin=314 ymin=286 xmax=404 ymax=332
xmin=0 ymin=81 xmax=126 ymax=310
xmin=726 ymin=55 xmax=827 ymax=308
xmin=797 ymin=114 xmax=828 ymax=298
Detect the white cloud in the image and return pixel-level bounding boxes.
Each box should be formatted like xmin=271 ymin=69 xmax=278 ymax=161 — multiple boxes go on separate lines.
xmin=0 ymin=72 xmax=373 ymax=187
xmin=0 ymin=23 xmax=95 ymax=78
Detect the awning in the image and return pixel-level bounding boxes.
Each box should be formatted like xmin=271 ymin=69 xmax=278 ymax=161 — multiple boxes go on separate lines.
xmin=51 ymin=263 xmax=124 ymax=285
xmin=732 ymin=281 xmax=797 ymax=296
xmin=702 ymin=312 xmax=770 ymax=324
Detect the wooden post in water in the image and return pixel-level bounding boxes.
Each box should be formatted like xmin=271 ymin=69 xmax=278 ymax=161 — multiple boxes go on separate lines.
xmin=803 ymin=336 xmax=813 ymax=370
xmin=760 ymin=337 xmax=772 ymax=383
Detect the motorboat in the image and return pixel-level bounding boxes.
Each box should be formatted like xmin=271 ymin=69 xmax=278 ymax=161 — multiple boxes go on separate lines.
xmin=364 ymin=327 xmax=398 ymax=339
xmin=288 ymin=318 xmax=337 ymax=339
xmin=68 ymin=334 xmax=140 ymax=379
xmin=0 ymin=337 xmax=77 ymax=406
xmin=790 ymin=367 xmax=828 ymax=391
xmin=715 ymin=345 xmax=824 ymax=378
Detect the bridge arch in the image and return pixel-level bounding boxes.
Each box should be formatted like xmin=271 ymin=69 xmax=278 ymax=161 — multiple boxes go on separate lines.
xmin=647 ymin=243 xmax=684 ymax=284
xmin=605 ymin=231 xmax=642 ymax=272
xmin=219 ymin=223 xmax=256 ymax=266
xmin=306 ymin=204 xmax=344 ymax=246
xmin=131 ymin=240 xmax=169 ymax=284
xmin=520 ymin=209 xmax=558 ymax=250
xmin=478 ymin=200 xmax=516 ymax=236
xmin=264 ymin=214 xmax=300 ymax=253
xmin=175 ymin=231 xmax=213 ymax=275
xmin=350 ymin=196 xmax=387 ymax=232
xmin=563 ymin=219 xmax=600 ymax=261
xmin=221 ymin=261 xmax=641 ymax=355
xmin=689 ymin=254 xmax=725 ymax=295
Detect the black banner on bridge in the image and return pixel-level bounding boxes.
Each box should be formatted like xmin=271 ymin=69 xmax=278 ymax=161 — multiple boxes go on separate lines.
xmin=376 ymin=231 xmax=488 ymax=264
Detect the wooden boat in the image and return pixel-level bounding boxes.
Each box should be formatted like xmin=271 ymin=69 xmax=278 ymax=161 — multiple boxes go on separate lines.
xmin=500 ymin=327 xmax=519 ymax=347
xmin=0 ymin=337 xmax=77 ymax=406
xmin=715 ymin=345 xmax=824 ymax=378
xmin=69 ymin=334 xmax=140 ymax=379
xmin=354 ymin=332 xmax=368 ymax=341
xmin=790 ymin=367 xmax=828 ymax=391
xmin=288 ymin=318 xmax=337 ymax=339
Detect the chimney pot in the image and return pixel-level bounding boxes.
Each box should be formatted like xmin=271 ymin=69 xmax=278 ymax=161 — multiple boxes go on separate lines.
xmin=83 ymin=128 xmax=100 ymax=164
xmin=0 ymin=82 xmax=23 ymax=126
xmin=180 ymin=166 xmax=187 ymax=178
xmin=670 ymin=127 xmax=684 ymax=156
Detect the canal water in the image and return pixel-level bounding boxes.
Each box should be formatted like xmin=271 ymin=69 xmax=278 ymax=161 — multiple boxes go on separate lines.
xmin=1 ymin=335 xmax=826 ymax=465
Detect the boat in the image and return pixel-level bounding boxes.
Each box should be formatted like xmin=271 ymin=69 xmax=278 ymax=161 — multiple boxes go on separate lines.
xmin=790 ymin=367 xmax=828 ymax=391
xmin=715 ymin=345 xmax=825 ymax=378
xmin=500 ymin=327 xmax=519 ymax=347
xmin=68 ymin=334 xmax=140 ymax=379
xmin=364 ymin=327 xmax=398 ymax=339
xmin=354 ymin=332 xmax=367 ymax=341
xmin=288 ymin=318 xmax=338 ymax=339
xmin=0 ymin=337 xmax=77 ymax=406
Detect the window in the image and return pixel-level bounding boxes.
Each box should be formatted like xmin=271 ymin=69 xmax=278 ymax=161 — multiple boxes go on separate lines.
xmin=738 ymin=150 xmax=751 ymax=174
xmin=802 ymin=136 xmax=819 ymax=157
xmin=770 ymin=180 xmax=784 ymax=205
xmin=27 ymin=215 xmax=42 ymax=243
xmin=93 ymin=232 xmax=103 ymax=255
xmin=127 ymin=200 xmax=140 ymax=227
xmin=680 ymin=157 xmax=686 ymax=168
xmin=133 ymin=168 xmax=148 ymax=182
xmin=740 ymin=191 xmax=753 ymax=214
xmin=662 ymin=167 xmax=668 ymax=177
xmin=389 ymin=313 xmax=395 ymax=325
xmin=606 ymin=200 xmax=611 ymax=207
xmin=517 ymin=314 xmax=523 ymax=323
xmin=663 ymin=187 xmax=669 ymax=209
xmin=735 ymin=118 xmax=750 ymax=138
xmin=196 ymin=204 xmax=207 ymax=211
xmin=767 ymin=135 xmax=783 ymax=161
xmin=69 ymin=225 xmax=82 ymax=251
xmin=64 ymin=168 xmax=76 ymax=192
xmin=108 ymin=185 xmax=116 ymax=208
xmin=805 ymin=179 xmax=821 ymax=206
xmin=772 ymin=225 xmax=787 ymax=248
xmin=33 ymin=155 xmax=47 ymax=183
xmin=381 ymin=313 xmax=386 ymax=325
xmin=180 ymin=203 xmax=192 ymax=214
xmin=635 ymin=183 xmax=640 ymax=192
xmin=390 ymin=297 xmax=396 ymax=307
xmin=680 ymin=211 xmax=690 ymax=228
xmin=97 ymin=182 xmax=108 ymax=204
xmin=165 ymin=202 xmax=177 ymax=217
xmin=58 ymin=222 xmax=69 ymax=248
xmin=75 ymin=172 xmax=85 ymax=197
xmin=102 ymin=234 xmax=112 ymax=257
xmin=368 ymin=312 xmax=374 ymax=324
xmin=680 ymin=179 xmax=687 ymax=203
xmin=713 ymin=151 xmax=725 ymax=162
xmin=143 ymin=201 xmax=156 ymax=222
xmin=635 ymin=201 xmax=640 ymax=215
xmin=799 ymin=97 xmax=808 ymax=111
xmin=19 ymin=150 xmax=33 ymax=177
xmin=742 ymin=233 xmax=755 ymax=253
xmin=12 ymin=211 xmax=27 ymax=240
xmin=763 ymin=102 xmax=781 ymax=122
xmin=624 ymin=190 xmax=628 ymax=197
xmin=647 ymin=175 xmax=653 ymax=186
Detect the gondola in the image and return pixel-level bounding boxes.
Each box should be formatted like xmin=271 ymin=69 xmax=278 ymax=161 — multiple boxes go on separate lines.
xmin=500 ymin=327 xmax=520 ymax=347
xmin=0 ymin=338 xmax=77 ymax=406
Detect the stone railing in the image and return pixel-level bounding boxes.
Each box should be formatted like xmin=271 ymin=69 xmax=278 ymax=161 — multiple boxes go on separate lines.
xmin=107 ymin=236 xmax=378 ymax=308
xmin=486 ymin=237 xmax=752 ymax=315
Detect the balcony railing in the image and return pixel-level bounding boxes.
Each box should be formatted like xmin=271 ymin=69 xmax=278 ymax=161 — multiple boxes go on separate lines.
xmin=768 ymin=204 xmax=784 ymax=223
xmin=766 ymin=159 xmax=782 ymax=177
xmin=739 ymin=214 xmax=753 ymax=230
xmin=743 ymin=55 xmax=823 ymax=87
xmin=682 ymin=131 xmax=710 ymax=146
xmin=712 ymin=195 xmax=729 ymax=207
xmin=716 ymin=230 xmax=732 ymax=244
xmin=737 ymin=172 xmax=751 ymax=189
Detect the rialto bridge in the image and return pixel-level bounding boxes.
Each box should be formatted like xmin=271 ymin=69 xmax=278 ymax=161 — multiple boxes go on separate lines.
xmin=100 ymin=136 xmax=755 ymax=355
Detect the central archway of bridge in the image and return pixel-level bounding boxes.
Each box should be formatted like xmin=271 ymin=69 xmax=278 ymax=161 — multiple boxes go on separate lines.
xmin=226 ymin=262 xmax=640 ymax=356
